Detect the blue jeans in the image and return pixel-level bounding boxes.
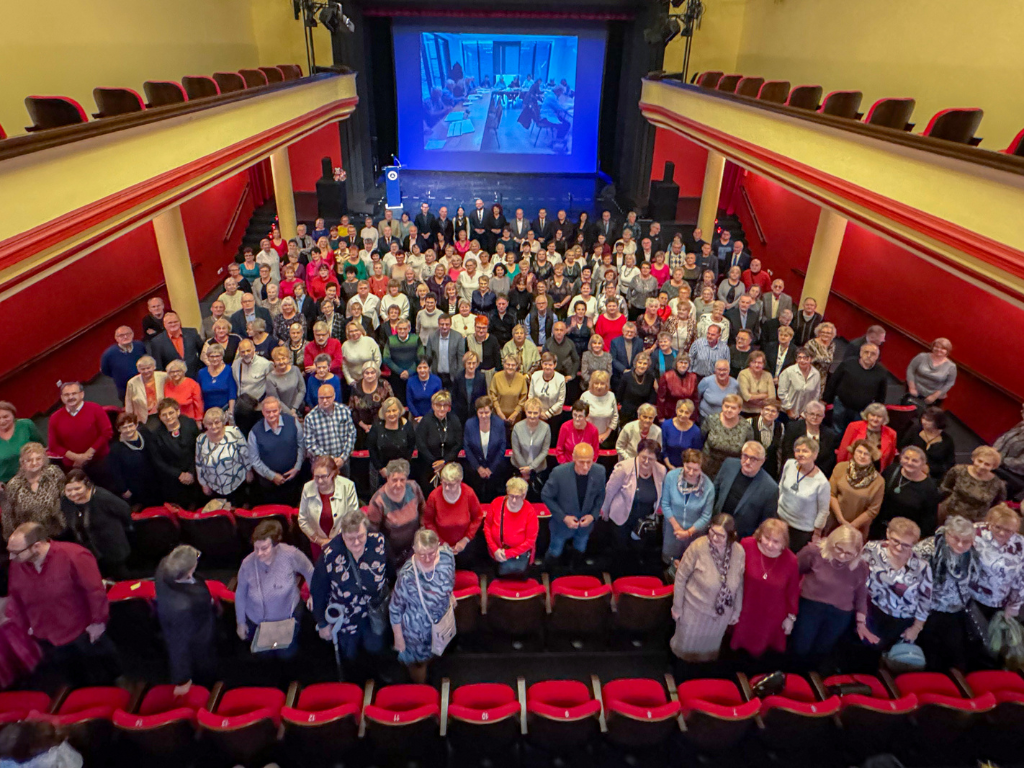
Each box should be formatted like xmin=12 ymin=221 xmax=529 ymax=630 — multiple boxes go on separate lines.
xmin=789 ymin=597 xmax=853 ymax=658
xmin=336 ymin=616 xmax=387 ymax=661
xmin=831 ymin=397 xmax=857 ymax=435
xmin=546 ymin=518 xmax=594 ymax=557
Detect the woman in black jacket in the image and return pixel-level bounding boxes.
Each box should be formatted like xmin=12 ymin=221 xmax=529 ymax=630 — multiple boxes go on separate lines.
xmin=414 ymin=391 xmax=463 ymax=492
xmin=147 ymin=398 xmax=202 ymax=509
xmin=108 ymin=412 xmax=157 ymax=509
xmin=60 ymin=469 xmax=133 ymax=579
xmin=450 ymin=351 xmax=488 ymax=424
xmin=897 ymin=406 xmax=956 ymax=482
xmin=615 ymin=353 xmax=657 ymax=424
xmin=155 ymin=545 xmax=217 ymax=692
xmin=367 ymin=397 xmax=418 ymax=496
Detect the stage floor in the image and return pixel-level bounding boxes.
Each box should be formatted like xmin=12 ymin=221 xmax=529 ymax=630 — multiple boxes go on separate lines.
xmin=381 ymin=170 xmax=613 ymax=220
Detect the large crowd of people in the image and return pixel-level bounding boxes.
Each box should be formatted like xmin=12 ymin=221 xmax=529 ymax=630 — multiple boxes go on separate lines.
xmin=1 ymin=201 xmax=1023 ymax=719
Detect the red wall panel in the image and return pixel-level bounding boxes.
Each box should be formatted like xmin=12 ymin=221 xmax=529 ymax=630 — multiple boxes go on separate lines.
xmin=650 ymin=128 xmax=708 ymax=198
xmin=0 ymin=172 xmax=254 ymax=417
xmin=736 ymin=171 xmax=1023 ymax=441
xmin=287 ymin=123 xmax=342 ymax=193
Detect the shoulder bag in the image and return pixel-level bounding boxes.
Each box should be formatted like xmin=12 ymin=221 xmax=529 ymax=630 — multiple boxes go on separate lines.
xmin=250 ymin=563 xmax=297 ymax=653
xmin=412 ymin=558 xmax=457 ymax=656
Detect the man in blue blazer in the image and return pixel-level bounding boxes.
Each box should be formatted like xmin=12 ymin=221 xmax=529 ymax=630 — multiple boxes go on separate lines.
xmin=718 ymin=239 xmax=751 ymax=277
xmin=712 ymin=444 xmax=779 ymax=538
xmin=609 ymin=323 xmax=644 ymax=386
xmin=229 ymin=293 xmax=274 ymax=337
xmin=541 ymin=443 xmax=606 ymax=570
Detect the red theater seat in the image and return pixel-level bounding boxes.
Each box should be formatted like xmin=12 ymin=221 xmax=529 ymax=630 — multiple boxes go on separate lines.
xmin=786 ymin=84 xmax=823 ymax=111
xmin=717 ymin=74 xmax=742 ymax=93
xmin=885 ymin=404 xmax=917 ymax=437
xmin=92 ymin=87 xmax=145 ymax=118
xmin=1005 ymin=127 xmax=1024 ymax=157
xmin=894 ymin=673 xmax=994 ymax=755
xmin=526 ymin=680 xmax=601 ymax=752
xmin=363 ymin=684 xmax=441 ymax=760
xmin=143 ymin=80 xmax=188 ymax=108
xmin=213 ymin=72 xmax=247 ymax=94
xmin=0 ymin=123 xmax=6 ymax=140
xmin=676 ymin=679 xmax=759 ymax=752
xmin=696 ymin=71 xmax=723 ymax=89
xmin=130 ymin=506 xmax=180 ymax=569
xmin=612 ymin=576 xmax=673 ymax=634
xmin=259 ymin=66 xmax=286 ymax=84
xmin=107 ymin=579 xmax=159 ymax=651
xmin=965 ymin=671 xmax=1024 ymax=757
xmin=0 ymin=692 xmax=51 ymax=724
xmin=197 ymin=687 xmax=285 ymax=766
xmin=486 ymin=578 xmax=546 ymax=638
xmin=181 ymin=76 xmax=220 ymax=100
xmin=601 ymin=678 xmax=680 ymax=748
xmin=239 ymin=69 xmax=270 ymax=88
xmin=447 ymin=683 xmax=521 ymax=755
xmin=735 ymin=77 xmax=765 ymax=98
xmin=282 ymin=682 xmax=363 ymax=760
xmin=864 ymin=97 xmax=916 ymax=131
xmin=176 ymin=507 xmax=239 ymax=563
xmin=279 ymin=64 xmax=303 ymax=80
xmin=757 ymin=80 xmax=790 ymax=104
xmin=113 ymin=684 xmax=208 ymax=760
xmin=37 ymin=687 xmax=131 ymax=762
xmin=24 ymin=96 xmax=88 ymax=132
xmin=822 ymin=674 xmax=916 ymax=757
xmin=548 ymin=575 xmax=611 ymax=637
xmin=750 ymin=674 xmax=839 ymax=752
xmin=453 ymin=570 xmax=482 ymax=635
xmin=922 ymin=107 xmax=984 ymax=146
xmin=820 ymin=90 xmax=864 ymax=119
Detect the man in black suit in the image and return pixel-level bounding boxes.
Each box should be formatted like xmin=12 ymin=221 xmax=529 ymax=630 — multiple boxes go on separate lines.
xmin=553 ymin=209 xmax=574 ymax=243
xmin=376 ymin=227 xmax=400 ymax=256
xmin=150 ymin=311 xmax=203 ymax=377
xmin=488 ymin=295 xmax=516 ymax=348
xmin=403 ymin=224 xmax=430 ymax=254
xmin=435 ymin=205 xmax=454 ymax=246
xmin=781 ymin=400 xmax=837 ymax=476
xmin=765 ymin=325 xmax=797 ymax=384
xmin=725 ymin=294 xmax=761 ymax=346
xmin=414 ymin=202 xmax=437 ymax=247
xmin=792 ymin=297 xmax=823 ymax=346
xmin=532 ymin=207 xmax=554 ymax=245
xmin=229 ymin=293 xmax=273 ymax=337
xmin=687 ymin=226 xmax=707 ymax=255
xmin=760 ymin=308 xmax=794 ymax=350
xmin=647 ymin=221 xmax=664 ymax=254
xmin=596 ymin=210 xmax=617 ymax=243
xmin=748 ymin=400 xmax=785 ymax=479
xmin=719 ymin=239 xmax=751 ymax=277
xmin=471 ymin=198 xmax=488 ymax=244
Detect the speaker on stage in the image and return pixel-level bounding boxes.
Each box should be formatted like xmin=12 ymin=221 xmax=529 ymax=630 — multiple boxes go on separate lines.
xmin=648 ymin=161 xmax=679 ymax=223
xmin=316 ymin=157 xmax=348 ymax=220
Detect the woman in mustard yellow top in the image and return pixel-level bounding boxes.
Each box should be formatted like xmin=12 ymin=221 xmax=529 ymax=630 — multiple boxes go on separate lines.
xmin=489 ymin=355 xmax=529 ymax=428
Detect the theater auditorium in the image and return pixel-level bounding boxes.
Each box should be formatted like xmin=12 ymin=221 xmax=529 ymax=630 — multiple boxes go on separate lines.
xmin=0 ymin=0 xmax=1023 ymax=766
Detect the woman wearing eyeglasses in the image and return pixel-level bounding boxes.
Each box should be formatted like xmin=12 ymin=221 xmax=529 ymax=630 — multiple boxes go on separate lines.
xmin=485 ymin=477 xmax=540 ymax=576
xmin=776 ymin=436 xmax=830 ymax=552
xmin=859 ymin=517 xmax=932 ymax=651
xmin=970 ymin=504 xmax=1024 ymax=628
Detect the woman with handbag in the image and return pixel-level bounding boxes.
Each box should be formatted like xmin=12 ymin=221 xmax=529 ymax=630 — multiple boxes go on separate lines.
xmin=600 ymin=439 xmax=666 ymax=576
xmin=311 ymin=511 xmax=390 ymax=680
xmin=913 ymin=515 xmax=979 ymax=671
xmin=234 ymin=520 xmax=314 ymax=660
xmin=389 ymin=529 xmax=456 ymax=683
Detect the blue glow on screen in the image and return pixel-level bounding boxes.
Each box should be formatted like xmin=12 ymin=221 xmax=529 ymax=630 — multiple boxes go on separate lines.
xmin=393 ymin=22 xmax=607 ymax=173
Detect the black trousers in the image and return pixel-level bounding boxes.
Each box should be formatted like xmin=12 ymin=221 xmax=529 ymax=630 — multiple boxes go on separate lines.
xmin=35 ymin=631 xmax=121 ymax=690
xmin=918 ymin=609 xmax=970 ymax=672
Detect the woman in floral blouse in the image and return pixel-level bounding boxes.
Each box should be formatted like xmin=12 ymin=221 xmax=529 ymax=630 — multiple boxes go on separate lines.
xmin=195 ymin=407 xmax=252 ymax=507
xmin=970 ymin=504 xmax=1024 ymax=622
xmin=938 ymin=446 xmax=1007 ymax=524
xmin=859 ymin=516 xmax=932 ymax=651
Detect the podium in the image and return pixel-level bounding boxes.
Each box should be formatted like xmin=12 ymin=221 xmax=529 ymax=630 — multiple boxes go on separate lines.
xmin=384 ymin=165 xmax=402 ymax=212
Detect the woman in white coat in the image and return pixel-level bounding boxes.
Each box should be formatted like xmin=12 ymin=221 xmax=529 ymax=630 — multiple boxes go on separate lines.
xmin=124 ymin=355 xmax=168 ymax=421
xmin=600 ymin=438 xmax=666 ymax=575
xmin=298 ymin=455 xmax=360 ymax=560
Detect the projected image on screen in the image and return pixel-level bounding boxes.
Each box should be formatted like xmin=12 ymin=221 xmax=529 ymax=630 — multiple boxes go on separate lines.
xmin=420 ymin=33 xmax=578 ymax=155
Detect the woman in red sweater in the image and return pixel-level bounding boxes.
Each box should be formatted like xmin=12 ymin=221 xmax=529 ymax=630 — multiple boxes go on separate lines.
xmin=485 ymin=477 xmax=540 ymax=576
xmin=423 ymin=463 xmax=484 ymax=565
xmin=555 ymin=401 xmax=600 ymax=463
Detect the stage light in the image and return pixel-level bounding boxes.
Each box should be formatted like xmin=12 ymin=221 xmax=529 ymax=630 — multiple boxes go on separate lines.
xmin=644 ymin=15 xmax=683 ymax=45
xmin=316 ymin=2 xmax=354 ymax=34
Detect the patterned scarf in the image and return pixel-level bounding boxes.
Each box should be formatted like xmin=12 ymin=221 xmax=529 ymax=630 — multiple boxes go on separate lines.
xmin=846 ymin=460 xmax=879 ymax=490
xmin=708 ymin=540 xmax=736 ymax=616
xmin=930 ymin=529 xmax=978 ymax=588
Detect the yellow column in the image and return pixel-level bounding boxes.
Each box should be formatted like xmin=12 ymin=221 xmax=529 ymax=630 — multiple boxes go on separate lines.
xmin=697 ymin=150 xmax=726 ymax=240
xmin=800 ymin=207 xmax=849 ymax=314
xmin=152 ymin=206 xmax=202 ymax=330
xmin=270 ymin=148 xmax=297 ymax=240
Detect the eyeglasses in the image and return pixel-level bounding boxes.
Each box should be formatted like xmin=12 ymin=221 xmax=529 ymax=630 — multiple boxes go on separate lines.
xmin=313 ymin=473 xmax=333 ymax=481
xmin=740 ymin=454 xmax=763 ymax=462
xmin=8 ymin=546 xmax=31 ymax=559
xmin=886 ymin=536 xmax=915 ymax=551
xmin=707 ymin=529 xmax=727 ymax=541
xmin=990 ymin=525 xmax=1018 ymax=536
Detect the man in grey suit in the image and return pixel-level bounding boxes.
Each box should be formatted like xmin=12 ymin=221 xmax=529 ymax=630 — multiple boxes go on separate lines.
xmin=424 ymin=314 xmax=466 ymax=389
xmin=541 ymin=443 xmax=607 ymax=571
xmin=229 ymin=293 xmax=274 ymax=337
xmin=713 ymin=442 xmax=779 ymax=538
xmin=761 ymin=279 xmax=794 ymax=322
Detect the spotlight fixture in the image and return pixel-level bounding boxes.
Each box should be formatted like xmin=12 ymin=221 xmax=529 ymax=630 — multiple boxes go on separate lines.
xmin=316 ymin=2 xmax=354 ymax=34
xmin=644 ymin=15 xmax=682 ymax=45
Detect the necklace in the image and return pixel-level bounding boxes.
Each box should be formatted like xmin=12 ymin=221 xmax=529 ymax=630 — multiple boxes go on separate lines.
xmin=758 ymin=548 xmax=781 ymax=580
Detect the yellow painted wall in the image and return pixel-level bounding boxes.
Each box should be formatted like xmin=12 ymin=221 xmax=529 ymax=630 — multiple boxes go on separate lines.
xmin=733 ymin=0 xmax=1024 ymax=148
xmin=664 ymin=0 xmax=748 ymax=78
xmin=0 ymin=0 xmax=324 ymax=139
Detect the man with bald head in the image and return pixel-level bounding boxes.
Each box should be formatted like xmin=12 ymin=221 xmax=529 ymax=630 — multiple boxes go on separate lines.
xmin=150 ymin=311 xmax=203 ymax=377
xmin=541 ymin=442 xmax=607 ymax=571
xmin=824 ymin=342 xmax=889 ymax=434
xmin=100 ymin=326 xmax=145 ymax=400
xmin=303 ymin=382 xmax=355 ymax=473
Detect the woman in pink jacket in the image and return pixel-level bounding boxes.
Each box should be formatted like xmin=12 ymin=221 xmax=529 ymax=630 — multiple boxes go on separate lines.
xmin=600 ymin=438 xmax=666 ymax=575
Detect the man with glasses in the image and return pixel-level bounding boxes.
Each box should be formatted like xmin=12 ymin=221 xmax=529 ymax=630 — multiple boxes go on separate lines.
xmin=6 ymin=522 xmax=121 ymax=687
xmin=712 ymin=441 xmax=779 ymax=538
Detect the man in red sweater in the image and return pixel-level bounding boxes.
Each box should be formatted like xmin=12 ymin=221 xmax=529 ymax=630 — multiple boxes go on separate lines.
xmin=304 ymin=322 xmax=344 ymax=376
xmin=47 ymin=382 xmax=113 ymax=485
xmin=7 ymin=522 xmax=120 ymax=687
xmin=423 ymin=463 xmax=484 ymax=567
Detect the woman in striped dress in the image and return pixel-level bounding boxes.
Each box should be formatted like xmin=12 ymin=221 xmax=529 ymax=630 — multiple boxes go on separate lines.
xmin=670 ymin=514 xmax=745 ymax=663
xmin=389 ymin=528 xmax=456 ymax=683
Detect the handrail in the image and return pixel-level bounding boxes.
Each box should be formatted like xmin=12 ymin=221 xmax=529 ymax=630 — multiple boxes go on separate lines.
xmin=792 ymin=266 xmax=1020 ymax=402
xmin=223 ymin=181 xmax=251 ymax=244
xmin=646 ymin=77 xmax=1024 ymax=178
xmin=740 ymin=183 xmax=766 ymax=246
xmin=0 ymin=71 xmax=348 ymax=162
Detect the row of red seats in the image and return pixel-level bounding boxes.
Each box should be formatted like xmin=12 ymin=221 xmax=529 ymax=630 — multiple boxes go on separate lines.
xmin=3 ymin=670 xmax=1020 ymax=765
xmin=1 ymin=64 xmax=304 ymax=138
xmin=693 ymin=70 xmax=1024 ymax=155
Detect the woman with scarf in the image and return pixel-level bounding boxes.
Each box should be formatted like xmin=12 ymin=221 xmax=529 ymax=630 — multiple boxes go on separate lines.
xmin=804 ymin=322 xmax=837 ymax=392
xmin=660 ymin=449 xmax=715 ymax=565
xmin=670 ymin=513 xmax=745 ymax=663
xmin=828 ymin=439 xmax=885 ymax=540
xmin=914 ymin=515 xmax=979 ymax=671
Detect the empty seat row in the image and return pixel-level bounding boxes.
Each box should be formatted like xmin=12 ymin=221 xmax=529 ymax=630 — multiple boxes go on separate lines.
xmin=10 ymin=65 xmax=303 ymax=135
xmin=693 ymin=69 xmax=1001 ymax=148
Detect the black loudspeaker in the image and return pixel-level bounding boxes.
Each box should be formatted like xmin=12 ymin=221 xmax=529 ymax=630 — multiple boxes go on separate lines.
xmin=316 ymin=156 xmax=347 ymax=219
xmin=648 ymin=161 xmax=679 ymax=222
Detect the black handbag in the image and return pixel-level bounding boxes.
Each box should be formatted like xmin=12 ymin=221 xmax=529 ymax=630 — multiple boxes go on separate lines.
xmin=956 ymin=581 xmax=991 ymax=647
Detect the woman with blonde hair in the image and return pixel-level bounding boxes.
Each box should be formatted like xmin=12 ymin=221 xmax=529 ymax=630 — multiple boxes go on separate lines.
xmin=341 ymin=321 xmax=382 ymax=386
xmin=580 ymin=369 xmax=619 ymax=449
xmin=731 ymin=519 xmax=800 ymax=660
xmin=488 ymin=355 xmax=529 ymax=429
xmin=700 ymin=393 xmax=754 ymax=478
xmin=737 ymin=351 xmax=776 ymax=415
xmin=789 ymin=525 xmax=869 ymax=663
xmin=579 ymin=334 xmax=612 ymax=389
xmin=938 ymin=445 xmax=1007 ymax=523
xmin=804 ymin=322 xmax=837 ymax=391
xmin=3 ymin=443 xmax=66 ymax=539
xmin=906 ymin=338 xmax=957 ymax=407
xmin=501 ymin=324 xmax=540 ymax=376
xmin=195 ymin=407 xmax=252 ymax=507
xmin=829 ymin=438 xmax=884 ymax=539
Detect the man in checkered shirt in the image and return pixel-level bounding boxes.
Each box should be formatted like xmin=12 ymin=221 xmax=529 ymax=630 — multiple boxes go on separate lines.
xmin=303 ymin=383 xmax=355 ymax=471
